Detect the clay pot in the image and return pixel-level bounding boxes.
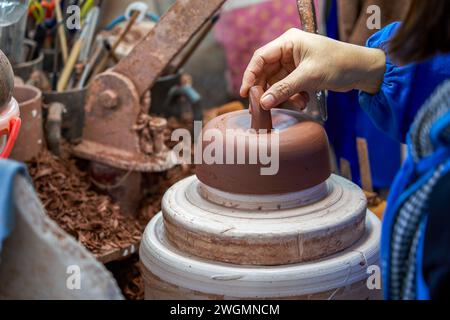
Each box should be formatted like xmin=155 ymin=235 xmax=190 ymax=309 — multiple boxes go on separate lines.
xmin=10 ymin=85 xmax=44 ymax=162
xmin=196 ymin=109 xmax=332 ymax=195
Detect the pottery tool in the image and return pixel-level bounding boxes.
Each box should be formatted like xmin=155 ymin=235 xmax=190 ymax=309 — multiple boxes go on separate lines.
xmin=57 ymin=7 xmax=100 ymax=92
xmin=297 ymin=0 xmax=328 ymax=122
xmin=249 ymin=86 xmax=273 ymax=131
xmin=102 ymin=40 xmax=120 ymax=63
xmin=78 ymin=6 xmax=100 ymax=63
xmin=80 ymin=0 xmax=95 ymax=20
xmin=91 ymin=10 xmax=140 ymax=78
xmin=55 ymin=0 xmax=68 ymax=64
xmin=57 ymin=31 xmax=85 ymax=91
xmin=76 ymin=40 xmax=103 ymax=88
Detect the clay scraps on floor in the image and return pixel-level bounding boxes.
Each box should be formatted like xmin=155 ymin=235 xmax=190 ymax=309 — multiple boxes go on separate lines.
xmin=26 ymin=143 xmax=194 ymax=300
xmin=25 ymin=114 xmax=198 ymax=298
xmin=27 ymin=148 xmax=143 ymax=255
xmin=27 ymin=146 xmax=195 ymax=257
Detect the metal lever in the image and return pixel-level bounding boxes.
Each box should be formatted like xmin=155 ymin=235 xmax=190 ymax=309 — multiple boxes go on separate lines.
xmin=113 ymin=0 xmax=226 ymax=98
xmin=297 ymin=0 xmax=328 ymax=122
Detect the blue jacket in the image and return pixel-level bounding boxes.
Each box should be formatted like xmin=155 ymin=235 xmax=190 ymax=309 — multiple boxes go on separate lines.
xmin=325 ymin=1 xmax=402 ymax=189
xmin=359 ymin=23 xmax=450 ymax=143
xmin=359 ymin=22 xmax=450 ymax=300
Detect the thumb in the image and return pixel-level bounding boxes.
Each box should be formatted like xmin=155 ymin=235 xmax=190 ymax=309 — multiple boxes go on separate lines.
xmin=260 ymin=66 xmax=314 ymax=110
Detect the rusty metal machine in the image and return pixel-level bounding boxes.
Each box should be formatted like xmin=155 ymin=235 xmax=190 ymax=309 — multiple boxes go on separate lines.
xmin=72 ymin=0 xmax=226 ymax=214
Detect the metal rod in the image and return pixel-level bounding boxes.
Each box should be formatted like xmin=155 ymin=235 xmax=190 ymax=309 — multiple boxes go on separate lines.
xmin=297 ymin=0 xmax=328 ymax=122
xmin=90 ymin=10 xmax=140 ymax=78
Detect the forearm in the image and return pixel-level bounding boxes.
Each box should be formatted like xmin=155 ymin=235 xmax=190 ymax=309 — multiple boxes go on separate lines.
xmin=322 ymin=39 xmax=386 ymax=95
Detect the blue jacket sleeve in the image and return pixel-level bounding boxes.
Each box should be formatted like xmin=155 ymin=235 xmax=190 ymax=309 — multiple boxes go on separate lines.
xmin=359 ymin=22 xmax=450 ymax=143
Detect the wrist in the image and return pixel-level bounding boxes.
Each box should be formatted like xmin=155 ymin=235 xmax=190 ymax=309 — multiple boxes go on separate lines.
xmin=354 ymin=47 xmax=386 ymax=94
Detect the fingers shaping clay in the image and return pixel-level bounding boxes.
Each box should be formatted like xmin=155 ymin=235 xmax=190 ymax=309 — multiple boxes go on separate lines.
xmin=196 ymin=87 xmax=332 ymax=195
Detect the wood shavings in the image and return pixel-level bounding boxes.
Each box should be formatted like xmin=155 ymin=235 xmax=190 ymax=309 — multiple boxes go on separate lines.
xmin=26 ymin=115 xmax=196 ymax=299
xmin=27 ymin=146 xmax=143 ymax=256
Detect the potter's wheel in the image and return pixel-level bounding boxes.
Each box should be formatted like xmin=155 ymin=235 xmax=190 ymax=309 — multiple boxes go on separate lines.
xmin=140 ymin=212 xmax=381 ymax=300
xmin=140 ymin=104 xmax=382 ymax=299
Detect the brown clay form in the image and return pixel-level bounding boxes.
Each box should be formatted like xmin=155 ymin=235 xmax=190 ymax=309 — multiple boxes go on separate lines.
xmin=249 ymin=86 xmax=272 ymax=131
xmin=196 ymin=108 xmax=332 ymax=195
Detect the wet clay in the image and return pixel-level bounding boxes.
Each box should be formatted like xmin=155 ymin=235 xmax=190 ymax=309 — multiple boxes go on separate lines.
xmin=249 ymin=86 xmax=272 ymax=131
xmin=196 ymin=109 xmax=332 ymax=195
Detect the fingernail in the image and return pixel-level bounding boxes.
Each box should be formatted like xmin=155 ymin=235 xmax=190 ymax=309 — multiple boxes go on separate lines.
xmin=261 ymin=94 xmax=275 ymax=109
xmin=240 ymin=86 xmax=247 ymax=97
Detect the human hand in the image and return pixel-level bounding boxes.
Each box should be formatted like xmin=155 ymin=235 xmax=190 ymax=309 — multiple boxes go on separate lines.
xmin=240 ymin=28 xmax=386 ymax=110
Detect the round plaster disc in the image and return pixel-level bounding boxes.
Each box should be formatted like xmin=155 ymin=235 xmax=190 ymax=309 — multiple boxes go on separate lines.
xmin=161 ymin=175 xmax=367 ymax=265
